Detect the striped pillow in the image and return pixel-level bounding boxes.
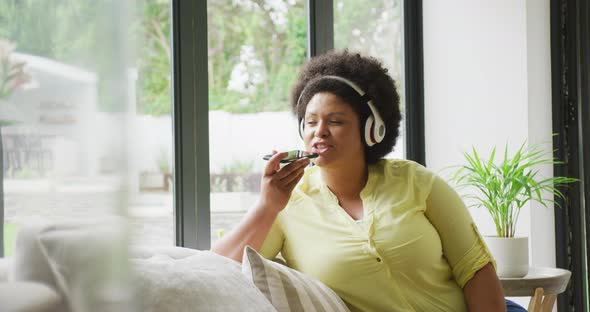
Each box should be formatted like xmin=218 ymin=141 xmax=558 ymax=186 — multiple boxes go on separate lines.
xmin=241 ymin=246 xmax=350 ymax=312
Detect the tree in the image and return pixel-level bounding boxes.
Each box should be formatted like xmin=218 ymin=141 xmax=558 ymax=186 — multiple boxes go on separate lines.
xmin=138 ymin=0 xmax=308 ymax=114
xmin=206 ymin=0 xmax=306 ymax=113
xmin=334 ymin=0 xmax=403 ymax=82
xmin=0 ymin=0 xmax=401 ymax=115
xmin=0 ymin=0 xmax=101 ymax=70
xmin=0 ymin=0 xmax=130 ymax=112
xmin=136 ymin=0 xmax=171 ymax=116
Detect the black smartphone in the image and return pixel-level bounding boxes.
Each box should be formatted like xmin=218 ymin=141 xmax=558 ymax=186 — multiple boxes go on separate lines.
xmin=263 ymin=150 xmax=319 ymax=163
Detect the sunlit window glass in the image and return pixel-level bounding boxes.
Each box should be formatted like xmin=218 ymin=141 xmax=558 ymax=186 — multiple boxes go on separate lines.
xmin=206 ymin=0 xmax=306 ymax=245
xmin=128 ymin=0 xmax=175 ymax=247
xmin=334 ymin=0 xmax=405 ymax=159
xmin=0 ymin=1 xmax=148 ymax=308
xmin=0 ymin=0 xmax=175 ymax=254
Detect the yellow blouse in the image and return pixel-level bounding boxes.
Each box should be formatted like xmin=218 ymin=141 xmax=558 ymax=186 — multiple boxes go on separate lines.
xmin=259 ymin=159 xmax=495 ymax=312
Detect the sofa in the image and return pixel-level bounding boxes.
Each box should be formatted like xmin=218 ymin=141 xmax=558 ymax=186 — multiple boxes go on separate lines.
xmin=0 ymin=219 xmax=350 ymax=312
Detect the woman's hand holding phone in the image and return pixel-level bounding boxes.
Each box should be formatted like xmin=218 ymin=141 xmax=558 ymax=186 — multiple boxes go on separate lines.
xmin=263 ymin=150 xmax=318 ymax=163
xmin=257 ymin=150 xmax=309 ymax=215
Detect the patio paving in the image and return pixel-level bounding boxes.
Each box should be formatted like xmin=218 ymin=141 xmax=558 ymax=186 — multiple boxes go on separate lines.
xmin=3 ymin=177 xmax=252 ymax=249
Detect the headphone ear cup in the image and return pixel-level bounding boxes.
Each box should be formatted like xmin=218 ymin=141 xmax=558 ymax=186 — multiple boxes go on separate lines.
xmin=374 ymin=122 xmax=385 ymax=143
xmin=364 ymin=115 xmax=376 ymax=147
xmin=299 ymin=119 xmax=305 ymax=139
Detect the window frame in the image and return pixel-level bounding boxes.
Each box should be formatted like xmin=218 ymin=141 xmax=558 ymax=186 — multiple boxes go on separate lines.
xmin=171 ymin=0 xmax=211 ymax=249
xmin=551 ymin=0 xmax=590 ymax=310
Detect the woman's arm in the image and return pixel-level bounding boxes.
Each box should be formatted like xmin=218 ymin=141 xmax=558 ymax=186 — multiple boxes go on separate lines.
xmin=423 ymin=174 xmax=505 ymax=311
xmin=211 ymin=152 xmax=309 ymax=262
xmin=210 ymin=202 xmax=280 ymax=262
xmin=463 ymin=262 xmax=506 ymax=312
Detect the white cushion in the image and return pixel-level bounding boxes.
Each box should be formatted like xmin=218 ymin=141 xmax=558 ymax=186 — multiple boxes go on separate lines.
xmin=11 ymin=222 xmax=58 ymax=287
xmin=242 ymin=246 xmax=350 ymax=312
xmin=11 ymin=218 xmax=131 ymax=312
xmin=0 ymin=258 xmax=12 ymax=282
xmin=131 ymin=249 xmax=276 ymax=312
xmin=0 ymin=281 xmax=62 ymax=312
xmin=130 ymin=245 xmax=200 ymax=260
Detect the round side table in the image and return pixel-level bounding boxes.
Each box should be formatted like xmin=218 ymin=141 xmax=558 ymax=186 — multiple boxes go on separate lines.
xmin=500 ymin=267 xmax=571 ymax=312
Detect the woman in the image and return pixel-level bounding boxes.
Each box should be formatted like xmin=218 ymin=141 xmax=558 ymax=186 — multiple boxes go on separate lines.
xmin=213 ymin=50 xmax=523 ymax=312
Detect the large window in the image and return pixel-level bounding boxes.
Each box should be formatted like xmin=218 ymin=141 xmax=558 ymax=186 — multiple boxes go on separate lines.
xmin=0 ymin=0 xmax=175 ymax=255
xmin=203 ymin=0 xmax=407 ymax=246
xmin=171 ymin=0 xmax=419 ymax=249
xmin=1 ymin=0 xmax=421 ymax=253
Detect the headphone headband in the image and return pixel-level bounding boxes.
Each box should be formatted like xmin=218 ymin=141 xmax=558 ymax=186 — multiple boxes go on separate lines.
xmin=296 ymin=75 xmax=366 ymax=110
xmin=296 ymin=75 xmax=386 ymax=146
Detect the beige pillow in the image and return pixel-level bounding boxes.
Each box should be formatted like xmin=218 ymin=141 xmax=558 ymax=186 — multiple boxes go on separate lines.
xmin=131 ymin=250 xmax=276 ymax=312
xmin=241 ymin=246 xmax=350 ymax=312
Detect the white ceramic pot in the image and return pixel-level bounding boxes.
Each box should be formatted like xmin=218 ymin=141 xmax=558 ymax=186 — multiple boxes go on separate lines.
xmin=483 ymin=236 xmax=529 ymax=278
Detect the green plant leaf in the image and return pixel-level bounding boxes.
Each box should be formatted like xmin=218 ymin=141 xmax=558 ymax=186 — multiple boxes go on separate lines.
xmin=449 ymin=139 xmax=578 ymax=237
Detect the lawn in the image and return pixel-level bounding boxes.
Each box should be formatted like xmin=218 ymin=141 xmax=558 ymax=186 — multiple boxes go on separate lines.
xmin=4 ymin=223 xmax=17 ymax=257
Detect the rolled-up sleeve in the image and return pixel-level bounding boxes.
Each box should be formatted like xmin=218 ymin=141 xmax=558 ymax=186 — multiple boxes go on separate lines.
xmin=423 ymin=174 xmax=496 ymax=288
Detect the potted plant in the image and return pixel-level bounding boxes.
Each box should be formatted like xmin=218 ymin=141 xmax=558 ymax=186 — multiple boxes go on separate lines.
xmin=450 ymin=140 xmax=577 ymax=277
xmin=0 ymin=40 xmax=32 ymax=256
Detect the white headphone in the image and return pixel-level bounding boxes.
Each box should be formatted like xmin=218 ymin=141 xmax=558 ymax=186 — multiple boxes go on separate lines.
xmin=297 ymin=75 xmax=386 ymax=147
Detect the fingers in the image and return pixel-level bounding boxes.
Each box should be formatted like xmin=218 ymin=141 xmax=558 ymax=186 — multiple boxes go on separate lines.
xmin=270 ymin=162 xmax=305 ymax=194
xmin=275 ymin=159 xmax=309 ymax=183
xmin=264 ymin=151 xmax=286 ymax=175
xmin=284 ymin=168 xmax=305 ymax=190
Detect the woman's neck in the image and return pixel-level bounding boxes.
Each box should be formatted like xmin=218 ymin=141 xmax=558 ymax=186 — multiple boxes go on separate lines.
xmin=320 ymin=162 xmax=368 ymax=199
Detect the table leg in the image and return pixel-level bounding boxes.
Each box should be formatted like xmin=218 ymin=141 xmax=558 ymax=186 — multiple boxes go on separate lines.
xmin=528 ymin=288 xmax=544 ymax=312
xmin=541 ymin=294 xmax=556 ymax=312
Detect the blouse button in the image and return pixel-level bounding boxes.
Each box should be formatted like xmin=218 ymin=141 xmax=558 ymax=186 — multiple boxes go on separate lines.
xmin=376 ymin=257 xmax=382 ymax=262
